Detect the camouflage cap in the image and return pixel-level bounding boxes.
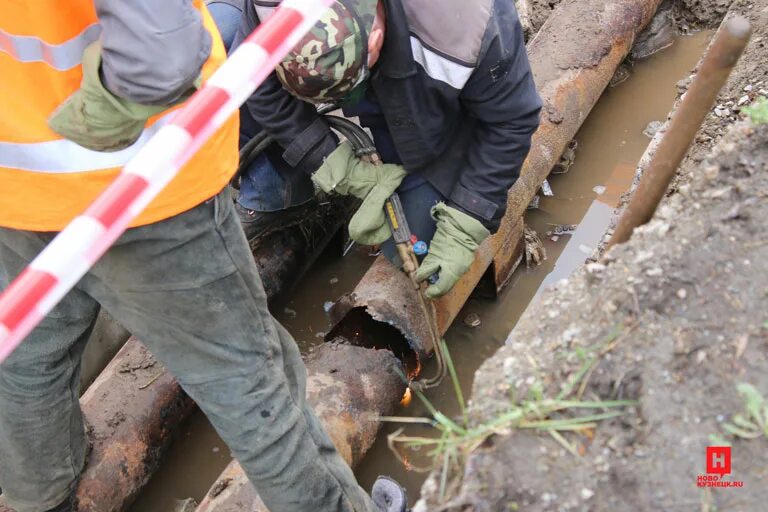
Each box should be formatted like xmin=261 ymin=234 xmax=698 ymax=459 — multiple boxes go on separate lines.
xmin=275 ymin=0 xmax=378 ymax=103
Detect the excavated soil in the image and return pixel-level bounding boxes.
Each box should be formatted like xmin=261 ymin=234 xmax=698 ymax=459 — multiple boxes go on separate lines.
xmin=672 ymin=0 xmax=768 ymax=185
xmin=415 ymin=0 xmax=768 ymax=510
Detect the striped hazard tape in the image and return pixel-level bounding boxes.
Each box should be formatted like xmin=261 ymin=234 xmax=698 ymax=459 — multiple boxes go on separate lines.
xmin=0 ymin=0 xmax=335 ymax=362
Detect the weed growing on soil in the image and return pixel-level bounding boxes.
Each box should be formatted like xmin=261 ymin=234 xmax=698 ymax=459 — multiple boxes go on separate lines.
xmin=381 ymin=339 xmax=636 ymax=500
xmin=720 ymin=383 xmax=768 ymax=440
xmin=743 ymin=96 xmax=768 ymax=125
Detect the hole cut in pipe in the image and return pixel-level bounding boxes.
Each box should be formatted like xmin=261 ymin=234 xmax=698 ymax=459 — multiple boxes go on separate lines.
xmin=326 ymin=306 xmax=421 ymax=379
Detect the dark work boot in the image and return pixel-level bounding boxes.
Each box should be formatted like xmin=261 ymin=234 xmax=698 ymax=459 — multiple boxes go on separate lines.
xmin=235 ymin=199 xmax=316 ymax=242
xmin=372 ymin=476 xmax=409 ymax=512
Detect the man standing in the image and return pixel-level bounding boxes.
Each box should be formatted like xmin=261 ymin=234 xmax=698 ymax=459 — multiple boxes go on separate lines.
xmin=0 ymin=1 xmax=402 ymax=511
xmin=230 ymin=0 xmax=541 ymax=298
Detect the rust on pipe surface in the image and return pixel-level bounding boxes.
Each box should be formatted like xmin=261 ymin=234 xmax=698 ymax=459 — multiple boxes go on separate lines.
xmin=254 ymin=198 xmax=352 ymax=301
xmin=0 ymin=217 xmax=347 ymax=512
xmin=194 ymin=344 xmax=406 ymax=512
xmin=328 ymin=0 xmax=664 ymax=357
xmin=0 ymin=341 xmax=193 ymax=512
xmin=76 ymin=340 xmax=194 ymax=511
xmin=328 ymin=257 xmax=432 ymax=359
xmin=607 ymin=16 xmax=752 ymax=248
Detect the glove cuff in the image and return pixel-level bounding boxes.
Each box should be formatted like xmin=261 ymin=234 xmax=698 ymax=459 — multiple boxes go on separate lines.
xmin=311 ymin=141 xmax=354 ymax=193
xmin=431 ymin=202 xmax=490 ymax=245
xmin=81 ymin=44 xmax=167 ymax=121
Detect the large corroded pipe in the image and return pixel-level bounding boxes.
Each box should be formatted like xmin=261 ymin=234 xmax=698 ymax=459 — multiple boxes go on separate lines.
xmin=195 ymin=344 xmax=406 ymax=511
xmin=77 ymin=340 xmax=193 ymax=510
xmin=329 ymin=0 xmax=665 ymax=358
xmin=0 ymin=340 xmax=192 ymax=512
xmin=0 ymin=217 xmax=346 ymax=512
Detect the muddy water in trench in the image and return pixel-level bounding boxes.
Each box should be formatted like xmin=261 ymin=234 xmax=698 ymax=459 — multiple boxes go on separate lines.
xmin=129 ymin=31 xmax=710 ymax=511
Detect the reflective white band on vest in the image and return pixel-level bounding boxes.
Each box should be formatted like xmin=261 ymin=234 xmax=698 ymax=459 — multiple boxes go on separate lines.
xmin=410 ymin=36 xmax=474 ymax=90
xmin=0 ymin=113 xmax=173 ymax=173
xmin=0 ymin=23 xmax=101 ymax=71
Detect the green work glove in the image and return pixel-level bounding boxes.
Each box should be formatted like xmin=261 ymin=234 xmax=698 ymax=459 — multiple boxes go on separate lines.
xmin=49 ymin=42 xmax=182 ymax=152
xmin=415 ymin=203 xmax=490 ymax=299
xmin=313 ymin=141 xmax=407 ymax=245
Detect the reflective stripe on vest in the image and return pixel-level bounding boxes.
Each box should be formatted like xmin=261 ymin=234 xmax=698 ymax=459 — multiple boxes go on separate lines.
xmin=0 ymin=112 xmax=172 ymax=173
xmin=0 ymin=24 xmax=101 ymax=71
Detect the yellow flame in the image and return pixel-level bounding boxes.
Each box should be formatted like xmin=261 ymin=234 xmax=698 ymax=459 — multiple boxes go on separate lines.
xmin=400 ymin=388 xmax=412 ymax=407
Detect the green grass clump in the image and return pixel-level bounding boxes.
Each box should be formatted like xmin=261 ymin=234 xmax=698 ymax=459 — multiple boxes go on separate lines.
xmin=382 ymin=336 xmax=636 ymax=500
xmin=721 ymin=383 xmax=768 ymax=440
xmin=743 ymin=96 xmax=768 ymax=125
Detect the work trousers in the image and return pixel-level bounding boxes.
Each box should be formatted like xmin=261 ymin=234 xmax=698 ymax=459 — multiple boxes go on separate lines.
xmin=0 ymin=190 xmax=373 ymax=512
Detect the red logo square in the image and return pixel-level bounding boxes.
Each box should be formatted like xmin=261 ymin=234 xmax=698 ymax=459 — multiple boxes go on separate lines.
xmin=707 ymin=446 xmax=731 ymax=477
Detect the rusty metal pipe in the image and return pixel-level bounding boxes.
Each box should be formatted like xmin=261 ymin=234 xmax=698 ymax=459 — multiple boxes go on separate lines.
xmin=329 ymin=0 xmax=665 ymax=359
xmin=77 ymin=340 xmax=194 ymax=511
xmin=0 ymin=340 xmax=194 ymax=512
xmin=608 ymin=16 xmax=752 ymax=248
xmin=194 ymin=344 xmax=406 ymax=511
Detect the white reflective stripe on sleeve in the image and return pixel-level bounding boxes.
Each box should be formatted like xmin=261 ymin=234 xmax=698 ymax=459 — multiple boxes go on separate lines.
xmin=410 ymin=36 xmax=473 ymax=90
xmin=0 ymin=24 xmax=102 ymax=71
xmin=0 ymin=113 xmax=174 ymax=173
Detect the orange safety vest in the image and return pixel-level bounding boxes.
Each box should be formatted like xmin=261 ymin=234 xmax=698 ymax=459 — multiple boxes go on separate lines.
xmin=0 ymin=0 xmax=239 ymax=231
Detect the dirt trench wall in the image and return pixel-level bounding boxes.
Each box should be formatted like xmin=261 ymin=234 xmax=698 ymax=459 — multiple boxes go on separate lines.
xmin=677 ymin=0 xmax=736 ymax=27
xmin=418 ymin=121 xmax=768 ymax=512
xmin=673 ymin=1 xmax=768 ymax=178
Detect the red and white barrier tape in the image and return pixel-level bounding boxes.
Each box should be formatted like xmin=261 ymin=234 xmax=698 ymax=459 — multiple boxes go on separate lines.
xmin=0 ymin=0 xmax=334 ymax=362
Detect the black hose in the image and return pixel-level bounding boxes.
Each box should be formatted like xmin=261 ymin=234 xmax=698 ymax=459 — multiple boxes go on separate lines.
xmin=238 ymin=132 xmax=273 ymax=170
xmin=324 ymin=115 xmax=376 ymax=156
xmin=232 ymin=105 xmax=370 ymax=189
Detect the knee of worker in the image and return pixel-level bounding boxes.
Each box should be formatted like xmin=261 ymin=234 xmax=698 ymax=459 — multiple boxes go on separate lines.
xmin=271 ymin=319 xmax=308 ymax=400
xmin=0 ymin=348 xmax=81 ymax=403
